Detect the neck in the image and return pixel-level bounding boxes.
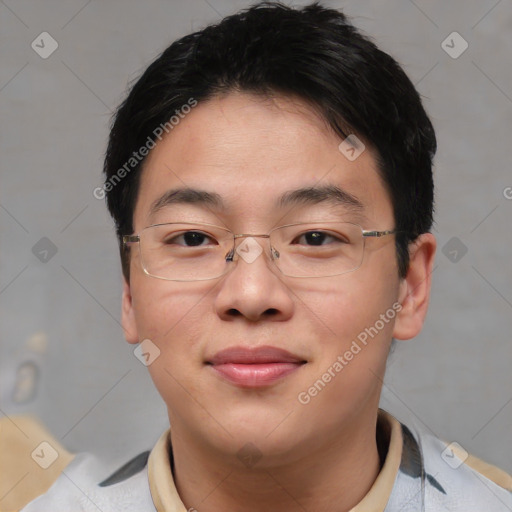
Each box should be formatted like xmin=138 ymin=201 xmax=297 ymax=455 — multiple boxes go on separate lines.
xmin=168 ymin=409 xmax=383 ymax=512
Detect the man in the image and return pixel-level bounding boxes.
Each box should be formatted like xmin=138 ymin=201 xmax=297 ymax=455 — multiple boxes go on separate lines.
xmin=12 ymin=2 xmax=512 ymax=511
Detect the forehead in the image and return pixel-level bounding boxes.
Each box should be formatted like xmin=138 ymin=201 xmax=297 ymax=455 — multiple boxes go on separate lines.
xmin=133 ymin=92 xmax=393 ymax=229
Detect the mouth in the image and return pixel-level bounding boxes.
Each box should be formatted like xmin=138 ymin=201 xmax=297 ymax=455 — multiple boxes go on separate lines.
xmin=206 ymin=345 xmax=307 ymax=388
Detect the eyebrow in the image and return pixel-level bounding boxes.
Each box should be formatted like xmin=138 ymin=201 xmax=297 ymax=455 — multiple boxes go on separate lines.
xmin=149 ymin=184 xmax=364 ymax=218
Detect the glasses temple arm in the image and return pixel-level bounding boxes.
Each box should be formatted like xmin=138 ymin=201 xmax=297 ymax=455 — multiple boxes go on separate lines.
xmin=362 ymin=229 xmax=396 ymax=238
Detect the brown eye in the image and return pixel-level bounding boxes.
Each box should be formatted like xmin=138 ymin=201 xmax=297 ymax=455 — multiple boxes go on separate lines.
xmin=293 ymin=231 xmax=347 ymax=246
xmin=164 ymin=231 xmax=216 ymax=247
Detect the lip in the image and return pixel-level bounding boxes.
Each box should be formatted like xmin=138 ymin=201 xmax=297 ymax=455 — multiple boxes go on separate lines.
xmin=206 ymin=345 xmax=306 ymax=388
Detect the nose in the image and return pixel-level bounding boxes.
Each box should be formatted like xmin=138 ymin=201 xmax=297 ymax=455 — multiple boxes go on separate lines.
xmin=214 ymin=236 xmax=294 ymax=322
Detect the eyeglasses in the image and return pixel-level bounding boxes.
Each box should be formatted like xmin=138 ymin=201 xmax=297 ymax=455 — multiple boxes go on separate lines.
xmin=123 ymin=221 xmax=396 ymax=282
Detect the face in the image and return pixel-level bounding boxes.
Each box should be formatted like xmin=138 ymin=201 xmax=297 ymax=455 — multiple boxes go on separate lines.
xmin=122 ymin=92 xmax=432 ymax=466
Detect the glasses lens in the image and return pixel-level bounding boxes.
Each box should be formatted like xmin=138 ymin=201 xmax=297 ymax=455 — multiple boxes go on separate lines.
xmin=139 ymin=223 xmax=232 ymax=281
xmin=137 ymin=222 xmax=365 ymax=281
xmin=270 ymin=222 xmax=364 ymax=277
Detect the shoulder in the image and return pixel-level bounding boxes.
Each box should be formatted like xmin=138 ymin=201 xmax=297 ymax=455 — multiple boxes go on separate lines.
xmin=0 ymin=414 xmax=155 ymax=512
xmin=20 ymin=450 xmax=155 ymax=512
xmin=397 ymin=418 xmax=512 ymax=511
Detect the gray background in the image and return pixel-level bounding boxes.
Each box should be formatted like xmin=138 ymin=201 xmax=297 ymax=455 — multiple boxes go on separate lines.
xmin=1 ymin=0 xmax=511 ymax=481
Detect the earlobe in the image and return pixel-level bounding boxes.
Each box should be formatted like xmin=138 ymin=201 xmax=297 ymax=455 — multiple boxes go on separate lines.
xmin=393 ymin=233 xmax=437 ymax=341
xmin=121 ymin=276 xmax=139 ymax=344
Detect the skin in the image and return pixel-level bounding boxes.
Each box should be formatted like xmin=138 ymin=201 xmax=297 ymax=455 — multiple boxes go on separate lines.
xmin=121 ymin=92 xmax=436 ymax=512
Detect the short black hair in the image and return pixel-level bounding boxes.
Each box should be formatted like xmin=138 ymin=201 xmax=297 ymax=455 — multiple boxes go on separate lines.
xmin=103 ymin=1 xmax=436 ymax=281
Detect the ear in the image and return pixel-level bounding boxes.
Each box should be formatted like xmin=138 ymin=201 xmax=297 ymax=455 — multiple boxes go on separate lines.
xmin=393 ymin=233 xmax=436 ymax=340
xmin=121 ymin=276 xmax=139 ymax=344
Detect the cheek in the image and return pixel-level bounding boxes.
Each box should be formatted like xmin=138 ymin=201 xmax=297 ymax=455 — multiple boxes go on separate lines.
xmin=293 ymin=265 xmax=398 ymax=401
xmin=131 ymin=279 xmax=214 ymax=406
xmin=293 ymin=268 xmax=398 ymax=354
xmin=131 ymin=275 xmax=211 ymax=342
xmin=293 ymin=280 xmax=397 ymax=427
xmin=130 ymin=279 xmax=217 ymax=405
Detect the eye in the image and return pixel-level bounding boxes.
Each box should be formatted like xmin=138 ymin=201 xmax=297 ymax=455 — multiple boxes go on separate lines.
xmin=293 ymin=230 xmax=348 ymax=246
xmin=164 ymin=231 xmax=217 ymax=247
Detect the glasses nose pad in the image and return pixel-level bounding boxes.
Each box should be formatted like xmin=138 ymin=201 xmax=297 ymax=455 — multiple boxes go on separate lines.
xmin=224 ymin=240 xmax=279 ymax=263
xmin=225 ymin=247 xmax=235 ymax=262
